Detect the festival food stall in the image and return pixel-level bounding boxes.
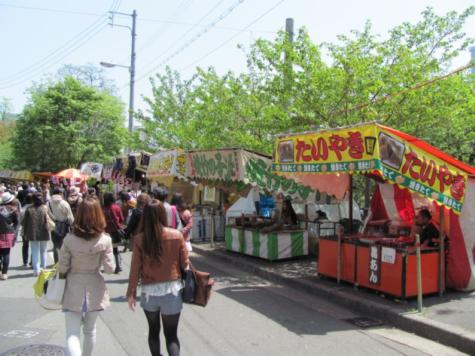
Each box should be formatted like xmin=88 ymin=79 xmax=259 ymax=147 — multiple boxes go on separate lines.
xmin=0 ymin=170 xmax=34 ymax=182
xmin=52 ymin=168 xmax=89 ymax=188
xmin=109 ymin=151 xmax=151 ymax=194
xmin=186 ymin=148 xmax=313 ymax=261
xmin=273 ymin=123 xmax=475 ymax=297
xmin=146 ymin=149 xmax=196 ymax=203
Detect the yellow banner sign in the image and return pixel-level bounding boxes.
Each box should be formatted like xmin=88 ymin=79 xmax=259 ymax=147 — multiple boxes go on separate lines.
xmin=273 ymin=124 xmax=468 ymax=213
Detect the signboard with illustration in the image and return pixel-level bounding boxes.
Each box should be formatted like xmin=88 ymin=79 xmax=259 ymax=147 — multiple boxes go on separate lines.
xmin=273 ymin=123 xmax=472 ymax=214
xmin=80 ymin=162 xmax=103 ymax=180
xmin=147 ymin=150 xmax=186 ymax=179
xmin=0 ymin=170 xmax=33 ymax=181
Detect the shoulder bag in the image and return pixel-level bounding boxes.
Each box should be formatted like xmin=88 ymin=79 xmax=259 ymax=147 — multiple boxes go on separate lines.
xmin=182 ymin=263 xmax=214 ymax=307
xmin=48 ymin=202 xmax=70 ymax=238
xmin=43 ymin=206 xmax=56 ymax=232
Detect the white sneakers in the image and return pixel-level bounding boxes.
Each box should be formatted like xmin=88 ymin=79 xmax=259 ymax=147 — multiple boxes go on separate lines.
xmin=0 ymin=274 xmax=8 ymax=280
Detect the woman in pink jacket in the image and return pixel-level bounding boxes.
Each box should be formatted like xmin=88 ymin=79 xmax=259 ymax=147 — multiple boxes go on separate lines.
xmin=58 ymin=196 xmax=115 ymax=356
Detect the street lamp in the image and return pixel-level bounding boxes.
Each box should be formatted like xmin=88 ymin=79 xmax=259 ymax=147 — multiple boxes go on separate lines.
xmin=101 ymin=9 xmax=137 ymax=133
xmin=100 ymin=61 xmax=135 ymax=133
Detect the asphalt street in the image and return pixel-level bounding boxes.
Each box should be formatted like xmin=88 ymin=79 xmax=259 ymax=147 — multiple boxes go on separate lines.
xmin=0 ymin=242 xmax=466 ymax=356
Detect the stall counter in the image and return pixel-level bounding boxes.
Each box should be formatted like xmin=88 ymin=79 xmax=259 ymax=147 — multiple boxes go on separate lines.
xmin=225 ymin=226 xmax=308 ymax=261
xmin=318 ymin=235 xmax=440 ymax=299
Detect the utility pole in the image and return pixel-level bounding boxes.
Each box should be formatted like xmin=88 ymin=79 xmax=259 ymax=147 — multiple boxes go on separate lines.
xmin=129 ymin=10 xmax=137 ymax=132
xmin=109 ymin=10 xmax=137 ymax=132
xmin=284 ymin=18 xmax=294 ymax=110
xmin=285 ymin=18 xmax=294 ymax=43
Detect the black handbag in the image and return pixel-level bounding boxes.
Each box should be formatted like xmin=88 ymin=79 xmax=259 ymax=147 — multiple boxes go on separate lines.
xmin=54 ymin=221 xmax=70 ymax=238
xmin=182 ymin=269 xmax=196 ymax=303
xmin=182 ymin=264 xmax=214 ymax=307
xmin=48 ymin=203 xmax=70 ymax=238
xmin=111 ymin=229 xmax=125 ymax=244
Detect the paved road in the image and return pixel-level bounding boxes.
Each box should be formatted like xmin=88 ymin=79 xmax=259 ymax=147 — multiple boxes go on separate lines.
xmin=0 ymin=242 xmax=466 ymax=355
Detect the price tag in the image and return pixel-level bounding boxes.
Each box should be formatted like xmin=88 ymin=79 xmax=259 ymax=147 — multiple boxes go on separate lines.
xmin=381 ymin=247 xmax=396 ymax=264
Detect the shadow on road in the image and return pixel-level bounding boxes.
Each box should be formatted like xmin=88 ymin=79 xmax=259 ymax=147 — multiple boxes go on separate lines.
xmin=191 ymin=254 xmax=356 ymax=336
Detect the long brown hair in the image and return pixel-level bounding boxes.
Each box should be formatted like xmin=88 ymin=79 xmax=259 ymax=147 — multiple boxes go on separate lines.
xmin=73 ymin=196 xmax=106 ymax=240
xmin=139 ymin=199 xmax=168 ymax=259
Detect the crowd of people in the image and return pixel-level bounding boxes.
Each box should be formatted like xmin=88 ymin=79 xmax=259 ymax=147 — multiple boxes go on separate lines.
xmin=0 ymin=180 xmax=194 ymax=356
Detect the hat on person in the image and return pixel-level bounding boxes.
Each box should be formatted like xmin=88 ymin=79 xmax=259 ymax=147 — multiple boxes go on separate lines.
xmin=0 ymin=192 xmax=15 ymax=205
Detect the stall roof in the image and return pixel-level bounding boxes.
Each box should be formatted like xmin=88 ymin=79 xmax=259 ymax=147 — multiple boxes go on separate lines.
xmin=380 ymin=125 xmax=475 ymax=176
xmin=185 ymin=147 xmax=316 ymax=201
xmin=186 ymin=147 xmax=271 ymax=159
xmin=273 ymin=122 xmax=475 ymax=214
xmin=275 ymin=122 xmax=475 ymax=176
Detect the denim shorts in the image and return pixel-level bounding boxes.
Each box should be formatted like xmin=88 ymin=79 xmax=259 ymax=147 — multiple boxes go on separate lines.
xmin=140 ymin=293 xmax=183 ymax=315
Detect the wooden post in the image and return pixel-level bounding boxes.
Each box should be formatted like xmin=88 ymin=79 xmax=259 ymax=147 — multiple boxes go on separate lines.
xmin=211 ymin=208 xmax=215 ymax=248
xmin=336 ymin=224 xmax=343 ymax=285
xmin=364 ymin=177 xmax=371 ymax=216
xmin=439 ymin=208 xmax=446 ymax=296
xmin=416 ymin=233 xmax=423 ymax=312
xmin=305 ymin=203 xmax=309 ymax=229
xmin=349 ymin=174 xmax=353 ymax=232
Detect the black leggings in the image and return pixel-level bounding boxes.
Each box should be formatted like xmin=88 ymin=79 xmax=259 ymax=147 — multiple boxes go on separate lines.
xmin=144 ymin=310 xmax=181 ymax=356
xmin=22 ymin=240 xmax=29 ymax=265
xmin=0 ymin=248 xmax=11 ymax=274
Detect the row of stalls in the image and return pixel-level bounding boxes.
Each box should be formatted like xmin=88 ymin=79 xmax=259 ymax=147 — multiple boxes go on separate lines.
xmin=96 ymin=148 xmax=354 ymax=262
xmin=0 ymin=169 xmax=35 ymax=182
xmin=18 ymin=122 xmax=473 ymax=299
xmin=272 ymin=123 xmax=475 ymax=297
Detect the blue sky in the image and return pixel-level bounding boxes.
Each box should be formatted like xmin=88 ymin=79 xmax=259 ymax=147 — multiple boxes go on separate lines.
xmin=0 ymin=0 xmax=474 ymax=115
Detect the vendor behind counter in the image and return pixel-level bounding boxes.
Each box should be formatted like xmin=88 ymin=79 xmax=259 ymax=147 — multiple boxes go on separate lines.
xmin=260 ymin=196 xmax=299 ymax=232
xmin=412 ymin=208 xmax=445 ymax=248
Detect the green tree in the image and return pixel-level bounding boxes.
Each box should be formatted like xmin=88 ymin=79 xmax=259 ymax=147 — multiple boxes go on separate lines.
xmin=139 ymin=7 xmax=475 ymax=163
xmin=0 ymin=120 xmax=15 ymax=169
xmin=57 ymin=63 xmax=118 ymax=94
xmin=0 ymin=97 xmax=12 ymax=121
xmin=12 ymin=77 xmax=127 ymax=171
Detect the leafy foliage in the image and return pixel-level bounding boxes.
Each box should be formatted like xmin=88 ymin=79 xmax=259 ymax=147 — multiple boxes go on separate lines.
xmin=0 ymin=120 xmax=15 ymax=169
xmin=139 ymin=7 xmax=475 ymax=164
xmin=11 ymin=77 xmax=126 ymax=171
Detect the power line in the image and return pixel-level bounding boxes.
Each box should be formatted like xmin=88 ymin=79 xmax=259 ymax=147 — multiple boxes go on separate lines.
xmin=0 ymin=15 xmax=107 ymax=81
xmin=333 ymin=61 xmax=475 ymax=116
xmin=0 ymin=22 xmax=109 ymax=89
xmin=181 ymin=0 xmax=285 ymax=71
xmin=0 ymin=0 xmax=121 ymax=16
xmin=0 ymin=3 xmax=274 ymax=32
xmin=136 ymin=0 xmax=226 ymax=63
xmin=140 ymin=17 xmax=278 ymax=33
xmin=0 ymin=0 xmax=120 ymax=86
xmin=0 ymin=17 xmax=108 ymax=85
xmin=134 ymin=0 xmax=198 ymax=59
xmin=134 ymin=0 xmax=247 ymax=84
xmin=0 ymin=3 xmax=103 ymax=16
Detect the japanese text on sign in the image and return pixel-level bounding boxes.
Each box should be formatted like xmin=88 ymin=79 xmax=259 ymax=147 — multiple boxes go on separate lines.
xmin=369 ymin=246 xmax=380 ymax=285
xmin=246 ymin=158 xmax=313 ymax=200
xmin=189 ymin=151 xmax=240 ymax=181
